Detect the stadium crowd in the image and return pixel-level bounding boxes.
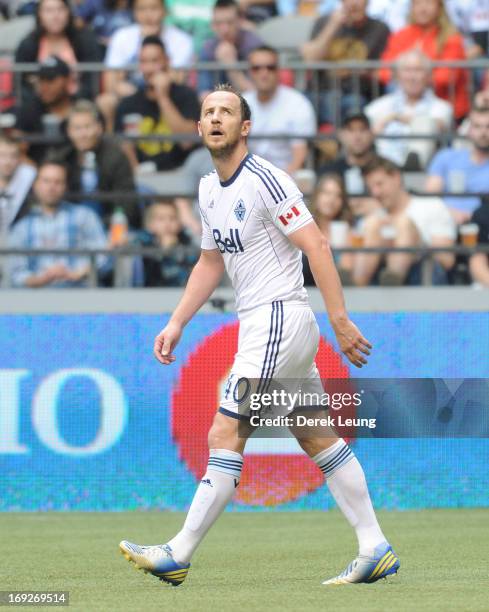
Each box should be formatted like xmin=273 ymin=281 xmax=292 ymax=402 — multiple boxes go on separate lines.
xmin=0 ymin=0 xmax=488 ymax=288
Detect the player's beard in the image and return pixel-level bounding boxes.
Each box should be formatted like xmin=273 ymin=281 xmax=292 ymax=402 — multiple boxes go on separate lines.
xmin=204 ymin=130 xmax=242 ymax=160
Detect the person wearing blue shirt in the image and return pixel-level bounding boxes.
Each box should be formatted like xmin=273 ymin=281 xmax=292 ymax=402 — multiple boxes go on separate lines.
xmin=8 ymin=160 xmax=107 ymax=288
xmin=426 ymin=105 xmax=489 ymax=225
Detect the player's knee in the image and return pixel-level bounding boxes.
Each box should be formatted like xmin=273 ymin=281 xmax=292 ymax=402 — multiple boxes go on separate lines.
xmin=207 ymin=412 xmax=240 ymax=451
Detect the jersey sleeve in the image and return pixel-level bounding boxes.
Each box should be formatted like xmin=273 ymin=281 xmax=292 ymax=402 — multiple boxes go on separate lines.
xmin=254 ymin=165 xmax=313 ymax=236
xmin=198 ymin=179 xmax=217 ymax=250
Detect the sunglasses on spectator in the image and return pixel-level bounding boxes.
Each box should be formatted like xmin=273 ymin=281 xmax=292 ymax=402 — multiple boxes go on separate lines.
xmin=250 ymin=64 xmax=278 ymax=72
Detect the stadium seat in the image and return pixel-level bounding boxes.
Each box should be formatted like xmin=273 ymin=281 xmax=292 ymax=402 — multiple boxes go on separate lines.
xmin=136 ymin=169 xmax=194 ymax=198
xmin=257 ymin=15 xmax=315 ymax=52
xmin=0 ymin=15 xmax=34 ymax=54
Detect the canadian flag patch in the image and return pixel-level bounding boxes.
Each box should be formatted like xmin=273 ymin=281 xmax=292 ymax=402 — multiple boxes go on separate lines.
xmin=279 ymin=205 xmax=301 ymax=226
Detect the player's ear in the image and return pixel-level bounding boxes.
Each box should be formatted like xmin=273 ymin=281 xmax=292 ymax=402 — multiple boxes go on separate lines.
xmin=197 ymin=121 xmax=203 ymax=137
xmin=241 ymin=120 xmax=251 ymax=137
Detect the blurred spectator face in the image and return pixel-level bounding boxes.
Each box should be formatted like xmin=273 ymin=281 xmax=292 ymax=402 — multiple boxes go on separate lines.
xmin=340 ymin=119 xmax=374 ymax=158
xmin=0 ymin=141 xmax=21 ymax=182
xmin=38 ymin=0 xmax=70 ymax=36
xmin=139 ymin=43 xmax=169 ymax=84
xmin=67 ymin=112 xmax=103 ymax=153
xmin=397 ymin=53 xmax=430 ymax=99
xmin=199 ymin=91 xmax=249 ymax=157
xmin=411 ymin=0 xmax=440 ymax=27
xmin=248 ymin=50 xmax=280 ymax=96
xmin=365 ymin=168 xmax=402 ymax=211
xmin=38 ymin=75 xmax=70 ymax=105
xmin=342 ymin=0 xmax=368 ymax=25
xmin=34 ymin=164 xmax=67 ymax=208
xmin=468 ymin=110 xmax=489 ymax=153
xmin=146 ymin=202 xmax=181 ymax=239
xmin=315 ymin=178 xmax=343 ymax=221
xmin=212 ymin=5 xmax=240 ymax=43
xmin=134 ymin=0 xmax=165 ymax=34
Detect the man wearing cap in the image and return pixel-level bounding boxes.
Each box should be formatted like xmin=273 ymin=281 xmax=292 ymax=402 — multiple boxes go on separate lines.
xmin=320 ymin=112 xmax=376 ymax=195
xmin=14 ymin=56 xmax=76 ymax=164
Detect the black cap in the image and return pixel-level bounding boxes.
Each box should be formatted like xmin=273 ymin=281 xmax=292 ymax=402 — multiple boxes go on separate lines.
xmin=341 ymin=111 xmax=370 ymax=128
xmin=39 ymin=56 xmax=70 ymax=80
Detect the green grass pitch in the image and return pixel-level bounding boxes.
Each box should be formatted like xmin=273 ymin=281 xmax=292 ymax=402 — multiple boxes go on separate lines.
xmin=2 ymin=509 xmax=488 ymax=612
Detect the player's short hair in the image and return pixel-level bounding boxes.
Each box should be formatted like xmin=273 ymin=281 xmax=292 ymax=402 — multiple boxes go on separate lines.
xmin=214 ymin=0 xmax=239 ymax=11
xmin=68 ymin=99 xmax=102 ymax=124
xmin=141 ymin=35 xmax=167 ymax=54
xmin=212 ymin=83 xmax=252 ymax=121
xmin=361 ymin=156 xmax=401 ymax=178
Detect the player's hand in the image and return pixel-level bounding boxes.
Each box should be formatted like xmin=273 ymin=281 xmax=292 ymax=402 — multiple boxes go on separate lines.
xmin=331 ymin=317 xmax=372 ymax=368
xmin=153 ymin=322 xmax=183 ymax=365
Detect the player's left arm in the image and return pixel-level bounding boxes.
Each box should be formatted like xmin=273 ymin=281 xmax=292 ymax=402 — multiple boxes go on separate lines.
xmin=289 ymin=221 xmax=372 ymax=368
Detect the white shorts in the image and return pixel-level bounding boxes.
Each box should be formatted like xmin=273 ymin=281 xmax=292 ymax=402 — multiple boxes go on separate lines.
xmin=218 ymin=300 xmax=325 ymax=420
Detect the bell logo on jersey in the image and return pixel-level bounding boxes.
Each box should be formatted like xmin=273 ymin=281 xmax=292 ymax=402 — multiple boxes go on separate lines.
xmin=279 ymin=205 xmax=301 ymax=226
xmin=213 ymin=228 xmax=244 ymax=253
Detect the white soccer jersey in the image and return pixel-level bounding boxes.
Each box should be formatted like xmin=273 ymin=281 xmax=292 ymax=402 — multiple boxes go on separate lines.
xmin=199 ymin=154 xmax=314 ymax=314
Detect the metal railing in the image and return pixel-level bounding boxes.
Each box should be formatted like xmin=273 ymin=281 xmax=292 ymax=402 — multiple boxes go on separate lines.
xmin=2 ymin=58 xmax=487 ymax=128
xmin=0 ymin=244 xmax=487 ymax=288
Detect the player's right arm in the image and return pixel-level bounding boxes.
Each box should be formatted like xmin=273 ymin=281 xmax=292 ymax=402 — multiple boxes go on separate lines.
xmin=153 ymin=248 xmax=224 ymax=365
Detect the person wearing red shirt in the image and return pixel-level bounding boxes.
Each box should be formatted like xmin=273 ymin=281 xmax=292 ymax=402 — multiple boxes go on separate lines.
xmin=379 ymin=0 xmax=469 ymax=120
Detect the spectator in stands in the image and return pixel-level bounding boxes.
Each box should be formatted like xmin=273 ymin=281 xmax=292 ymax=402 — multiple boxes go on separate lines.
xmin=139 ymin=199 xmax=199 ymax=286
xmin=319 ymin=113 xmax=375 ymax=185
xmin=426 ymin=106 xmax=489 ymax=224
xmin=56 ymin=100 xmax=140 ymax=229
xmin=303 ymin=173 xmax=354 ymax=284
xmin=198 ymin=0 xmax=262 ymax=98
xmin=365 ymin=49 xmax=453 ymax=169
xmin=445 ymin=0 xmax=489 ymax=60
xmin=301 ymin=0 xmax=390 ymax=124
xmin=0 ymin=136 xmax=36 ymax=231
xmin=379 ymin=0 xmax=469 ymax=120
xmin=114 ymin=36 xmax=200 ymax=171
xmin=8 ymin=160 xmax=107 ymax=288
xmin=277 ymin=0 xmax=410 ymax=33
xmin=163 ymin=0 xmax=214 ymax=52
xmin=15 ymin=0 xmax=102 ymax=99
xmin=353 ymin=156 xmax=456 ymax=285
xmin=469 ymin=199 xmax=489 ymax=287
xmin=100 ymin=0 xmax=194 ymax=130
xmin=243 ymin=46 xmax=316 ymax=173
xmin=75 ymin=0 xmax=134 ymax=50
xmin=14 ymin=56 xmax=75 ymax=164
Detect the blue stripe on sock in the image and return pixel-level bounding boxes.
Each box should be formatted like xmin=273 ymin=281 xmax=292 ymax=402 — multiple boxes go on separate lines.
xmin=208 ymin=457 xmax=243 ymax=468
xmin=320 ymin=447 xmax=354 ymax=477
xmin=318 ymin=445 xmax=351 ymax=471
xmin=319 ymin=446 xmax=352 ymax=473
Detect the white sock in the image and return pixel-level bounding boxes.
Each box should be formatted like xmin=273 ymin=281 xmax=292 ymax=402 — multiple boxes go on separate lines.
xmin=313 ymin=439 xmax=386 ymax=558
xmin=166 ymin=449 xmax=243 ymax=564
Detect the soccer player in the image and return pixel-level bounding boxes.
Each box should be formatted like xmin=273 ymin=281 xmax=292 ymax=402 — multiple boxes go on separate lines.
xmin=119 ymin=84 xmax=400 ymax=586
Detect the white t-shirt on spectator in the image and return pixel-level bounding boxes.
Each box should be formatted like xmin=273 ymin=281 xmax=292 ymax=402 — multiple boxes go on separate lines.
xmin=105 ymin=23 xmax=194 ymax=68
xmin=243 ymin=85 xmax=316 ymax=171
xmin=406 ymin=196 xmax=456 ymax=244
xmin=367 ymin=0 xmax=410 ymax=32
xmin=364 ymin=89 xmax=453 ymax=165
